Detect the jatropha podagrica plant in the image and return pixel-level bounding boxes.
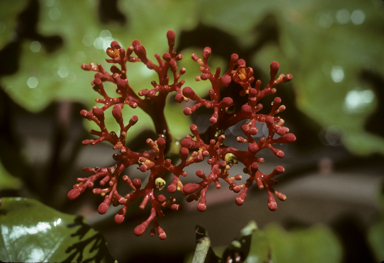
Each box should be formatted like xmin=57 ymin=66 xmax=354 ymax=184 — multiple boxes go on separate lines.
xmin=68 ymin=30 xmax=296 ymax=239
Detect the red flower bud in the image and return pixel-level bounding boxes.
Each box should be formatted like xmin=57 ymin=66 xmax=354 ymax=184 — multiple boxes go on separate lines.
xmin=219 ymin=97 xmax=233 ymax=108
xmin=248 ymin=143 xmax=259 ymax=153
xmin=180 ymin=138 xmax=195 ymax=148
xmin=132 ymin=40 xmax=147 ymax=62
xmin=221 ymin=75 xmax=232 ymax=86
xmin=157 ymin=137 xmax=166 ymax=148
xmin=180 ymin=147 xmax=189 ymax=159
xmin=157 ymin=226 xmax=167 ymax=240
xmin=274 ymin=166 xmax=285 ymax=175
xmin=183 ymin=183 xmax=201 ymax=194
xmin=236 ymin=192 xmax=246 ymax=206
xmin=237 ymin=59 xmax=246 ymax=67
xmin=98 ymin=201 xmax=110 ymax=214
xmin=134 ymin=222 xmax=148 ymax=236
xmin=162 ymin=52 xmax=171 ymax=61
xmin=270 ymin=61 xmax=280 ymax=79
xmin=281 ymin=133 xmax=296 ymax=144
xmin=241 ymin=104 xmax=252 ymax=114
xmin=92 ymin=107 xmax=104 ymax=121
xmin=115 ymin=214 xmax=125 ymax=224
xmin=67 ymin=189 xmax=81 ymax=200
xmin=203 ymin=47 xmax=211 ymax=59
xmin=157 ymin=194 xmax=167 ymax=203
xmin=112 ymin=105 xmax=123 ymax=122
xmin=182 ymin=86 xmax=199 ymax=101
xmin=166 ymin=30 xmax=175 ymax=49
xmin=133 ymin=178 xmax=142 ymax=189
xmin=197 ymin=201 xmax=207 ymax=212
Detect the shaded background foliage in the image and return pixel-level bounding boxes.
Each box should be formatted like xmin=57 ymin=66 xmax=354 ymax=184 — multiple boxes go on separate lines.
xmin=0 ymin=0 xmax=384 ymax=262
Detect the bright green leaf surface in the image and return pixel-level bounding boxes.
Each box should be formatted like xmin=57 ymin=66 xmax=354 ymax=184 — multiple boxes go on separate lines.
xmin=1 ymin=0 xmax=198 ymax=140
xmin=190 ymin=225 xmax=220 ymax=263
xmin=0 ymin=197 xmax=116 ymax=263
xmin=221 ymin=221 xmax=272 ymax=263
xmin=245 ymin=221 xmax=273 ymax=263
xmin=265 ymin=223 xmax=342 ymax=263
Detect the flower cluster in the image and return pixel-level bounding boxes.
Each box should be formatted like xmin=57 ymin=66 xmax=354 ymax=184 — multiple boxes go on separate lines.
xmin=68 ymin=30 xmax=295 ymax=239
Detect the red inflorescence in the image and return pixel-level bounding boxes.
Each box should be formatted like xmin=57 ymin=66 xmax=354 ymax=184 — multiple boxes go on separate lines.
xmin=68 ymin=30 xmax=296 ymax=239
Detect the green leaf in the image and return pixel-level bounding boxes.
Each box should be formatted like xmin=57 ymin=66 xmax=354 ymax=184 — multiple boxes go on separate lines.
xmin=367 ymin=183 xmax=384 ymax=261
xmin=0 ymin=197 xmax=116 ymax=263
xmin=265 ymin=223 xmax=342 ymax=263
xmin=188 ymin=221 xmax=271 ymax=263
xmin=268 ymin=0 xmax=384 ymax=155
xmin=368 ymin=218 xmax=384 ymax=262
xmin=0 ymin=161 xmax=22 ymax=191
xmin=3 ymin=0 xmax=383 ymax=155
xmin=0 ymin=0 xmax=27 ymax=46
xmin=244 ymin=221 xmax=273 ymax=263
xmin=188 ymin=220 xmax=343 ymax=263
xmin=220 ymin=221 xmax=272 ymax=263
xmin=198 ymin=0 xmax=384 ymax=156
xmin=1 ymin=0 xmax=199 ymax=139
xmin=190 ymin=225 xmax=220 ymax=263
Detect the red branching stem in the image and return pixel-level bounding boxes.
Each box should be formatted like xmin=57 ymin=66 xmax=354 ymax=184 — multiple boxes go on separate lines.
xmin=68 ymin=29 xmax=296 ymax=239
xmin=179 ymin=52 xmax=295 ymax=212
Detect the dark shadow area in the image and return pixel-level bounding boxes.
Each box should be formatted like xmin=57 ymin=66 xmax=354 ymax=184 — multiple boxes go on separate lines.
xmin=64 ymin=216 xmax=115 ymax=263
xmin=361 ymin=69 xmax=384 ymax=140
xmin=331 ymin=215 xmax=376 ymax=263
xmin=0 ymin=0 xmax=63 ymax=77
xmin=98 ymin=0 xmax=127 ymax=26
xmin=0 ymin=85 xmax=88 ymax=208
xmin=221 ymin=227 xmax=253 ymax=263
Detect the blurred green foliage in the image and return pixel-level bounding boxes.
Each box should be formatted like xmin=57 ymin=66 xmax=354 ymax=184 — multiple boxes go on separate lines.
xmin=264 ymin=223 xmax=341 ymax=263
xmin=186 ymin=220 xmax=342 ymax=263
xmin=0 ymin=161 xmax=21 ymax=191
xmin=1 ymin=0 xmax=384 ymax=153
xmin=368 ymin=184 xmax=384 ymax=261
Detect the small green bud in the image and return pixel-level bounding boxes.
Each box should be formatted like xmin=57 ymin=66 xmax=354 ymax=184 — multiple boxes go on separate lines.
xmin=155 ymin=177 xmax=166 ymax=191
xmin=225 ymin=153 xmax=238 ymax=166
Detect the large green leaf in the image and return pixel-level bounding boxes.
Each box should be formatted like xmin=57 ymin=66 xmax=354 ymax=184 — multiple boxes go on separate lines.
xmin=187 ymin=221 xmax=271 ymax=263
xmin=199 ymin=0 xmax=384 ymax=155
xmin=222 ymin=221 xmax=272 ymax=263
xmin=190 ymin=225 xmax=220 ymax=263
xmin=1 ymin=0 xmax=199 ymax=139
xmin=0 ymin=161 xmax=22 ymax=191
xmin=265 ymin=223 xmax=342 ymax=263
xmin=187 ymin=220 xmax=342 ymax=263
xmin=244 ymin=221 xmax=273 ymax=263
xmin=2 ymin=0 xmax=383 ymax=153
xmin=279 ymin=0 xmax=384 ymax=155
xmin=0 ymin=197 xmax=116 ymax=263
